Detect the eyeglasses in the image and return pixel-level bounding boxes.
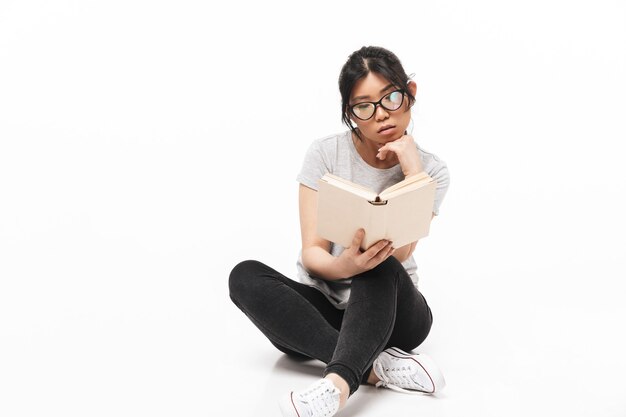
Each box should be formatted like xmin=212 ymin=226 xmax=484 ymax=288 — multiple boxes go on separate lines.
xmin=349 ymin=90 xmax=405 ymax=121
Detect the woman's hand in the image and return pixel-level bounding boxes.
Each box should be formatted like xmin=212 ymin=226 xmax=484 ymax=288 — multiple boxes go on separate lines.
xmin=376 ymin=134 xmax=424 ymax=177
xmin=333 ymin=229 xmax=395 ymax=278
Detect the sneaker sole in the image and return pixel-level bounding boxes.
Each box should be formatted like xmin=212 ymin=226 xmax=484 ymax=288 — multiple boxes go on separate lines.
xmin=385 ymin=347 xmax=446 ymax=393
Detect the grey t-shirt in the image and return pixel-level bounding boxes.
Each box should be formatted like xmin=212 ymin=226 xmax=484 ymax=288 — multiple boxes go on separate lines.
xmin=296 ymin=130 xmax=450 ymax=309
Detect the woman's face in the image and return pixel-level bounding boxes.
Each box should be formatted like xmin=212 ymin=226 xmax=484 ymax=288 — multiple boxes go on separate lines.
xmin=348 ymin=72 xmax=416 ymax=144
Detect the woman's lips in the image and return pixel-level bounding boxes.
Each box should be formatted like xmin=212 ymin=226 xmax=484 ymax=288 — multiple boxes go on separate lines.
xmin=378 ymin=125 xmax=396 ymax=135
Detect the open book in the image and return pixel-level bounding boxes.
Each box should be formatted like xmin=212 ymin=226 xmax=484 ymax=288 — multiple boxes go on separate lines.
xmin=317 ymin=172 xmax=437 ymax=251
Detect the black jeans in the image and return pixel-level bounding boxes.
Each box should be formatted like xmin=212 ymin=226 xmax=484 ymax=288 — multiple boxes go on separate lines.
xmin=228 ymin=256 xmax=433 ymax=395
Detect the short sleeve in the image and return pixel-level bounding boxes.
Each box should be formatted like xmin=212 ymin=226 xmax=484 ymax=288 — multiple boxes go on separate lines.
xmin=427 ymin=156 xmax=450 ymax=216
xmin=296 ymin=139 xmax=332 ymax=191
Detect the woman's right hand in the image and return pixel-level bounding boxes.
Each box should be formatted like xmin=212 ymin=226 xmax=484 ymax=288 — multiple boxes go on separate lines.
xmin=334 ymin=229 xmax=395 ymax=278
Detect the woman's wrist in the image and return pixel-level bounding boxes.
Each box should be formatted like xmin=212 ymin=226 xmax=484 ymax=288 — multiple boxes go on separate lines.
xmin=330 ymin=256 xmax=357 ymax=280
xmin=303 ymin=247 xmax=355 ymax=281
xmin=404 ymin=168 xmax=425 ymax=177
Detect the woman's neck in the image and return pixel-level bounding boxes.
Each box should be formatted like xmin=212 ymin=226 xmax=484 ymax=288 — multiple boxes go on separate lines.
xmin=351 ymin=131 xmax=399 ymax=169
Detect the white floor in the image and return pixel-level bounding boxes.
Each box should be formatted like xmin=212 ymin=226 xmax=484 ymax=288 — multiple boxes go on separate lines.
xmin=2 ymin=240 xmax=625 ymax=417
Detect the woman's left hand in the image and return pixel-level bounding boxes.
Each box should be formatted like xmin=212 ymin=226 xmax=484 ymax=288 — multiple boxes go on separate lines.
xmin=376 ymin=134 xmax=424 ymax=177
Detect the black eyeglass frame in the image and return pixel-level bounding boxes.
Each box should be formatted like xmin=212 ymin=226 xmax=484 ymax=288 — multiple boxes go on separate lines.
xmin=348 ymin=89 xmax=406 ymax=121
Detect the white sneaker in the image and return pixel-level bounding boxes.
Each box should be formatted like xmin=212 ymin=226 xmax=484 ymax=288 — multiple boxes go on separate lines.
xmin=279 ymin=378 xmax=341 ymax=417
xmin=373 ymin=347 xmax=446 ymax=394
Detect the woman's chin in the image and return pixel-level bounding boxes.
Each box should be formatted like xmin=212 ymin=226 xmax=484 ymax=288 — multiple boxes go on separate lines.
xmin=380 ymin=134 xmax=404 ymax=143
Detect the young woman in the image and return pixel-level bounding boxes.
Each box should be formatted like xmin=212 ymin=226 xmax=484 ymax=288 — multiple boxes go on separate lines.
xmin=229 ymin=46 xmax=450 ymax=417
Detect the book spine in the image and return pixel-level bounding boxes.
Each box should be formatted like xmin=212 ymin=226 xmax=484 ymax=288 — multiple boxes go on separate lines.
xmin=362 ymin=204 xmax=388 ymax=251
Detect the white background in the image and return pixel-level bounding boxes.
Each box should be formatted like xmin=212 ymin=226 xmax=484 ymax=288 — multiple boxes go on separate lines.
xmin=1 ymin=1 xmax=625 ymax=416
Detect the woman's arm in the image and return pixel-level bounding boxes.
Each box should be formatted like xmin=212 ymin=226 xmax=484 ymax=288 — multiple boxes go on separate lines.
xmin=299 ymin=184 xmax=394 ymax=280
xmin=377 ymin=134 xmax=435 ymax=263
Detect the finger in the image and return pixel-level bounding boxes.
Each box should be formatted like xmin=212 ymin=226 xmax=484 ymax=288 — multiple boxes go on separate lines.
xmin=378 ymin=142 xmax=401 ymax=159
xmin=364 ymin=239 xmax=390 ymax=260
xmin=368 ymin=241 xmax=393 ymax=266
xmin=384 ymin=245 xmax=396 ymax=260
xmin=350 ymin=229 xmax=365 ymax=252
xmin=386 ymin=142 xmax=401 ymax=153
xmin=380 ymin=241 xmax=395 ymax=259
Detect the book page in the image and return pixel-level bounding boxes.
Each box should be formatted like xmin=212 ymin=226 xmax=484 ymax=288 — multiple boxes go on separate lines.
xmin=383 ymin=180 xmax=437 ymax=247
xmin=359 ymin=205 xmax=388 ymax=251
xmin=379 ymin=173 xmax=433 ymax=201
xmin=320 ymin=173 xmax=378 ymax=201
xmin=317 ymin=180 xmax=376 ymax=249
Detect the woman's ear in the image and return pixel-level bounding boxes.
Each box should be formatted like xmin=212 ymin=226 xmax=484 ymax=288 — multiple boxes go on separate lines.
xmin=407 ymin=80 xmax=417 ymax=97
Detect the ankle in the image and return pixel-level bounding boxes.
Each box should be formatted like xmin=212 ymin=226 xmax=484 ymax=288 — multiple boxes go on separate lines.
xmin=367 ymin=368 xmax=381 ymax=385
xmin=324 ymin=373 xmax=349 ymax=408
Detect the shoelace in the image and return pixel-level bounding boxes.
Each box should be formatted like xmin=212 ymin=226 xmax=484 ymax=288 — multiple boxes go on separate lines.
xmin=294 ymin=382 xmax=340 ymax=416
xmin=374 ymin=361 xmax=428 ymax=395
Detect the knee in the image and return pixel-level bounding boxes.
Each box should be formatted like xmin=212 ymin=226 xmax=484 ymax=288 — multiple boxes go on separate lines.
xmin=228 ymin=259 xmax=264 ymax=303
xmin=361 ymin=256 xmax=406 ymax=284
xmin=352 ymin=257 xmax=406 ymax=298
xmin=376 ymin=256 xmax=406 ymax=275
xmin=398 ymin=309 xmax=433 ymax=351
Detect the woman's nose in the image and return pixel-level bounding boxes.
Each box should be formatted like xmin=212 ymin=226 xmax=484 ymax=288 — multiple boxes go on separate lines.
xmin=374 ymin=104 xmax=389 ymax=121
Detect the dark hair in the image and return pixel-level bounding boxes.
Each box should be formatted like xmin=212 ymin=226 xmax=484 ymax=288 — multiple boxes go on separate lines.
xmin=338 ymin=46 xmax=416 ymax=141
